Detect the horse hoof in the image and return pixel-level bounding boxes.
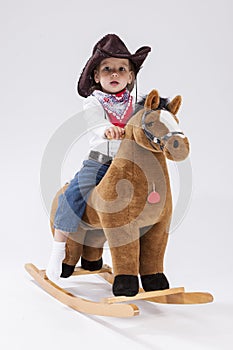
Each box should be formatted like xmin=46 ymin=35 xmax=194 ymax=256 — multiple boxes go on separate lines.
xmin=141 ymin=273 xmax=169 ymax=291
xmin=60 ymin=263 xmax=75 ymax=278
xmin=113 ymin=275 xmax=139 ymax=296
xmin=81 ymin=257 xmax=103 ymax=271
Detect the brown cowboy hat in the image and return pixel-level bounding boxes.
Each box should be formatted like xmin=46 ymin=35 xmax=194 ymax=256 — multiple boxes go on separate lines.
xmin=77 ymin=34 xmax=151 ymax=97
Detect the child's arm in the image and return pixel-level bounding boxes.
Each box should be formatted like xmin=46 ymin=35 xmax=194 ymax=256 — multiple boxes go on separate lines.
xmin=83 ymin=96 xmax=112 ymax=138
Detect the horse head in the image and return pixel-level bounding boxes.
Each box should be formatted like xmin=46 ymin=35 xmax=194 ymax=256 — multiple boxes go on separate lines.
xmin=126 ymin=89 xmax=190 ymax=161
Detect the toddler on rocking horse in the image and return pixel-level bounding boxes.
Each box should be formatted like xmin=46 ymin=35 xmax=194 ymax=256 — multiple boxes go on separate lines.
xmin=46 ymin=34 xmax=151 ymax=282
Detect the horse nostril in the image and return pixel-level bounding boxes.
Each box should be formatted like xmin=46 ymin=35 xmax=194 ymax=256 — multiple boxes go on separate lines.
xmin=173 ymin=140 xmax=179 ymax=148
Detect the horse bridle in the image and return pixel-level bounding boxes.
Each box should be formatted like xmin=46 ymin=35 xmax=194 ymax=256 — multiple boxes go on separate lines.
xmin=141 ymin=110 xmax=184 ymax=151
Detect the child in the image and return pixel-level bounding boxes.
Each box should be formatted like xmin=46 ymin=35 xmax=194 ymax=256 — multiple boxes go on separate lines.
xmin=46 ymin=34 xmax=151 ymax=282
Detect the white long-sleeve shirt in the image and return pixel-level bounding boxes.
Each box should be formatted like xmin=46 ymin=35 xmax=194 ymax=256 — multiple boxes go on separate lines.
xmin=83 ymin=95 xmax=129 ymax=158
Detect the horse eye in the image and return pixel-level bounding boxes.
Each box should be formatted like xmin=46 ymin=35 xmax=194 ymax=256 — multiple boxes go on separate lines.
xmin=146 ymin=121 xmax=154 ymax=127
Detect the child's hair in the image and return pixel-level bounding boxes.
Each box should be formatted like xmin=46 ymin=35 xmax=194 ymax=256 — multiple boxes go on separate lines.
xmin=88 ymin=60 xmax=136 ymax=96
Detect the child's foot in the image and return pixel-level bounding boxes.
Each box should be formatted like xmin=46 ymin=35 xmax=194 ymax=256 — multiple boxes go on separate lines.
xmin=46 ymin=241 xmax=66 ymax=282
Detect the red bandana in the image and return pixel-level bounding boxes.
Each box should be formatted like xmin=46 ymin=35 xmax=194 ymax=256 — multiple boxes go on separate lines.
xmin=92 ymin=89 xmax=133 ymax=127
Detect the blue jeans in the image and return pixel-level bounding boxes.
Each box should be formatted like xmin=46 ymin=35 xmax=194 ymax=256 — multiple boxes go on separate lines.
xmin=54 ymin=159 xmax=110 ymax=232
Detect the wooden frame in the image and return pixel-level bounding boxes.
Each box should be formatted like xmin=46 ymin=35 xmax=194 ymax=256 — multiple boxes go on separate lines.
xmin=25 ymin=263 xmax=214 ymax=318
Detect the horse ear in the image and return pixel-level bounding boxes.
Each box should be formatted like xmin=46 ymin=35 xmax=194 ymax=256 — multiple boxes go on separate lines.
xmin=167 ymin=95 xmax=182 ymax=115
xmin=145 ymin=90 xmax=160 ymax=110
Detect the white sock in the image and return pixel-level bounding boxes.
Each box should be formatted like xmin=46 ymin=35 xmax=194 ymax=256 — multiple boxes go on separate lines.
xmin=46 ymin=241 xmax=66 ymax=282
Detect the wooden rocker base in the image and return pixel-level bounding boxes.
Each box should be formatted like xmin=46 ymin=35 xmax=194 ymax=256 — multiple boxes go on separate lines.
xmin=25 ymin=263 xmax=214 ymax=318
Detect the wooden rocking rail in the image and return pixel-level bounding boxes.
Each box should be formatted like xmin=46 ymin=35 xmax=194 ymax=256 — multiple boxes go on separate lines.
xmin=25 ymin=263 xmax=213 ymax=318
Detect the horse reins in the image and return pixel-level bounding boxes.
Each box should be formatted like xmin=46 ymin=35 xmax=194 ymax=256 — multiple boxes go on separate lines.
xmin=141 ymin=110 xmax=184 ymax=151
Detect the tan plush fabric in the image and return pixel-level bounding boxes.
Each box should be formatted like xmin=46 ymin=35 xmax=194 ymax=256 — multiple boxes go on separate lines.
xmin=50 ymin=90 xmax=190 ymax=277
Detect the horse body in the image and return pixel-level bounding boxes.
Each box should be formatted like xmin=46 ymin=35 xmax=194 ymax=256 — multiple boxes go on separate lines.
xmin=50 ymin=89 xmax=190 ymax=295
xmin=85 ymin=141 xmax=171 ymax=229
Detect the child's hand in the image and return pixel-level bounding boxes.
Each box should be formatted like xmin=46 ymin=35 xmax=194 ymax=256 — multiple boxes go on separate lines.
xmin=104 ymin=126 xmax=125 ymax=140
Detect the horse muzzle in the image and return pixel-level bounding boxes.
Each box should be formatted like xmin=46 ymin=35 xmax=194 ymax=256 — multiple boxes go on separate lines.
xmin=164 ymin=135 xmax=190 ymax=161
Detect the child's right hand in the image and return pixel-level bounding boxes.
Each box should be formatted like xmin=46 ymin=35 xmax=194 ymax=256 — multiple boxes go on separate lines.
xmin=104 ymin=126 xmax=125 ymax=140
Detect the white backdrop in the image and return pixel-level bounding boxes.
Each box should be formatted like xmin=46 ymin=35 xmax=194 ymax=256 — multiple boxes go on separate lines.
xmin=1 ymin=1 xmax=233 ymax=349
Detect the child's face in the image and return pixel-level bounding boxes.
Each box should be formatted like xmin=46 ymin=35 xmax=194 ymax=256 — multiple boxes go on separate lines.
xmin=94 ymin=57 xmax=133 ymax=94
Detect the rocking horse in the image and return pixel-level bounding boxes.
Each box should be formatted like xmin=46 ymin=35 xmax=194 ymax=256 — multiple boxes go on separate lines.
xmin=25 ymin=90 xmax=213 ymax=317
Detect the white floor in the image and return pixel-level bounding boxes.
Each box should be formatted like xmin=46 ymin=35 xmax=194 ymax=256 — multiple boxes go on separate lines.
xmin=1 ymin=196 xmax=233 ymax=350
xmin=2 ymin=265 xmax=233 ymax=350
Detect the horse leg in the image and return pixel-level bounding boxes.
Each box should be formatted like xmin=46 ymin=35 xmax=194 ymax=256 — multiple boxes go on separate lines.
xmin=61 ymin=228 xmax=86 ymax=278
xmin=81 ymin=229 xmax=107 ymax=271
xmin=104 ymin=226 xmax=140 ymax=296
xmin=139 ymin=221 xmax=170 ymax=291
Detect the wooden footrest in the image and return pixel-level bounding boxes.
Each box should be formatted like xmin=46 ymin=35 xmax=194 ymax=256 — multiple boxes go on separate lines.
xmin=101 ymin=287 xmax=185 ymax=304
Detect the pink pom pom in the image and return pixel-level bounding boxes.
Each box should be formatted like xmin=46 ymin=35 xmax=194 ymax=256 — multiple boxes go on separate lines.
xmin=147 ymin=191 xmax=160 ymax=204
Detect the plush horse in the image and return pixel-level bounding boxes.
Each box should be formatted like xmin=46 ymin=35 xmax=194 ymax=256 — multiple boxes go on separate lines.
xmin=50 ymin=89 xmax=190 ymax=297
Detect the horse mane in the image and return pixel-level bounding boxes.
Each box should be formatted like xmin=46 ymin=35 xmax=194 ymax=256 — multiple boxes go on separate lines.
xmin=133 ymin=95 xmax=170 ymax=115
